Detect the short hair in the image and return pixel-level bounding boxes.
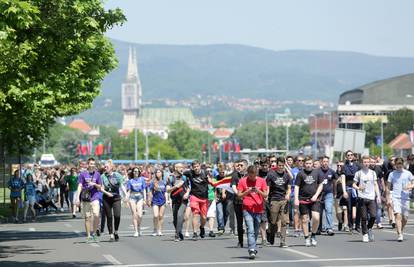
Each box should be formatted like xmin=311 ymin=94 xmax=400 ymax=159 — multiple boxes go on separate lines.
xmin=362 ymin=155 xmax=370 ymax=161
xmin=247 ymin=165 xmax=257 ymax=174
xmin=240 ymin=159 xmax=248 ymax=165
xmin=321 ymin=156 xmax=330 ymax=161
xmin=87 ymin=157 xmax=95 ymax=163
xmin=304 ymin=156 xmax=313 ymax=163
xmin=345 ymin=150 xmax=353 ymax=155
xmin=191 ymin=160 xmax=200 ymax=167
xmin=395 ymin=157 xmax=404 ymax=165
xmin=276 ymin=157 xmax=286 ymax=164
xmin=286 ymin=155 xmax=294 ymax=161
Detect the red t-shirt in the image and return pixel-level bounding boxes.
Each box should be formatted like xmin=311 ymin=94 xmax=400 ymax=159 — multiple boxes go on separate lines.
xmin=237 ymin=176 xmax=268 ymax=213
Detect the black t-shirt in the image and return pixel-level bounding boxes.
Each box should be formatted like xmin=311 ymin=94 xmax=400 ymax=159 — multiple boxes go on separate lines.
xmin=258 ymin=169 xmax=268 ymax=179
xmin=371 ymin=165 xmax=384 ymax=192
xmin=266 ymin=169 xmax=291 ymax=201
xmin=167 ymin=174 xmax=189 ymax=203
xmin=336 ymin=169 xmax=344 ymax=198
xmin=295 ymin=169 xmax=323 ymax=200
xmin=183 ymin=169 xmax=209 ymax=199
xmin=231 ymin=171 xmax=243 ymax=204
xmin=318 ymin=168 xmax=338 ymax=195
xmin=408 ymin=164 xmax=414 ymax=176
xmin=344 ymin=161 xmax=361 ymax=187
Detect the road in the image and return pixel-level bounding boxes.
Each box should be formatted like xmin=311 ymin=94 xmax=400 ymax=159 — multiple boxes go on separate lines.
xmin=1 ymin=205 xmax=414 ymax=267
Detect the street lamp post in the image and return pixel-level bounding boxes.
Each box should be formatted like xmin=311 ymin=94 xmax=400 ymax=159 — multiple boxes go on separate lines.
xmin=310 ymin=114 xmax=318 ymax=159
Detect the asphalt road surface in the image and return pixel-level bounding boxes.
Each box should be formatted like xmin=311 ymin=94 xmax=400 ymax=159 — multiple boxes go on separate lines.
xmin=1 ymin=205 xmax=414 ymax=267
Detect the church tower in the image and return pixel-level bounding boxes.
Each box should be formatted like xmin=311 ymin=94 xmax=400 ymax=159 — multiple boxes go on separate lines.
xmin=122 ymin=47 xmax=142 ymax=131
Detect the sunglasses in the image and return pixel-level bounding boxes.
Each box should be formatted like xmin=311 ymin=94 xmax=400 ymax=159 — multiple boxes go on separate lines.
xmin=297 ymin=159 xmax=304 ymax=162
xmin=347 ymin=154 xmax=353 ymax=156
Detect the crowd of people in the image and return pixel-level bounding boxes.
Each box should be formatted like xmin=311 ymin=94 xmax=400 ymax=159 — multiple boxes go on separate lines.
xmin=7 ymin=152 xmax=414 ymax=260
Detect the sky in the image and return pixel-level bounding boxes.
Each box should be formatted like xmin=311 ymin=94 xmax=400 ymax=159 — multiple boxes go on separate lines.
xmin=104 ymin=0 xmax=414 ymax=58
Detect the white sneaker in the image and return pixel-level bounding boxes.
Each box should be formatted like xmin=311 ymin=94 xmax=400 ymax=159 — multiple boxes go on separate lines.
xmin=60 ymin=208 xmax=64 ymax=212
xmin=158 ymin=231 xmax=163 ymax=236
xmin=305 ymin=237 xmax=311 ymax=247
xmin=368 ymin=229 xmax=374 ymax=242
xmin=362 ymin=234 xmax=369 ymax=242
xmin=184 ymin=232 xmax=190 ymax=238
xmin=151 ymin=232 xmax=157 ymax=237
xmin=311 ymin=236 xmax=317 ymax=246
xmin=109 ymin=234 xmax=115 ymax=241
xmin=398 ymin=234 xmax=403 ymax=242
xmin=133 ymin=231 xmax=139 ymax=237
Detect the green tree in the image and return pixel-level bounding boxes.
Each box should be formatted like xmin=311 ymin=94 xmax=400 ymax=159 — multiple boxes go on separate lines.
xmin=0 ymin=0 xmax=125 ymax=156
xmin=231 ymin=122 xmax=310 ymax=150
xmin=384 ymin=108 xmax=414 ymax=143
xmin=42 ymin=124 xmax=85 ymax=163
xmin=364 ymin=121 xmax=381 ymax=146
xmin=369 ymin=143 xmax=392 ymax=158
xmin=168 ymin=121 xmax=213 ymax=160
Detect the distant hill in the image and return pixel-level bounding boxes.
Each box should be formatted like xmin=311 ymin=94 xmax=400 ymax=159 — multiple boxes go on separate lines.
xmin=77 ymin=39 xmax=414 ymax=127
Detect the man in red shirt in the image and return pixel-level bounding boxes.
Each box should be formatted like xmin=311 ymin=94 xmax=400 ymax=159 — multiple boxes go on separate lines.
xmin=237 ymin=165 xmax=269 ymax=260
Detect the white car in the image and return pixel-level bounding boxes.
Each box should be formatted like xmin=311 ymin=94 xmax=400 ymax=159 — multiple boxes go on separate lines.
xmin=39 ymin=154 xmax=58 ymax=167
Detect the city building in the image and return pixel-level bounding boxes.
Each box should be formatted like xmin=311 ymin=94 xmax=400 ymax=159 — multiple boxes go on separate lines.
xmin=337 ymin=73 xmax=414 ymax=129
xmin=121 ymin=47 xmax=200 ymax=138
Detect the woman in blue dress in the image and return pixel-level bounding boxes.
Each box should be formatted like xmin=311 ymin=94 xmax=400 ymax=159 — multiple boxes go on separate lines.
xmin=149 ymin=169 xmax=168 ymax=236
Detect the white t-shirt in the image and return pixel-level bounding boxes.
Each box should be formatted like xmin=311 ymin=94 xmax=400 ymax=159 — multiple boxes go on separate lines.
xmin=354 ymin=169 xmax=377 ymax=200
xmin=388 ymin=169 xmax=414 ymax=200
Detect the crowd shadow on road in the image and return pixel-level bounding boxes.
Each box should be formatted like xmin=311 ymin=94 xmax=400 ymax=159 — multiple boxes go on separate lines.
xmin=0 ymin=230 xmax=80 ymax=242
xmin=0 ymin=260 xmax=105 ymax=267
xmin=0 ymin=244 xmax=51 ymax=259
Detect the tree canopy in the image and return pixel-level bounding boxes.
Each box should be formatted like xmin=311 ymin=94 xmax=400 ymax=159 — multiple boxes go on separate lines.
xmin=0 ymin=0 xmax=125 ymax=155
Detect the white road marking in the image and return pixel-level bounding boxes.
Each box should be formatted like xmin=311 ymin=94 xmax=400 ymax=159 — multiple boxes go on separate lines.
xmin=103 ymin=254 xmax=122 ymax=265
xmin=382 ymin=230 xmax=414 ymax=236
xmin=90 ymin=243 xmax=100 ymax=248
xmin=105 ymin=256 xmax=414 ymax=267
xmin=28 ymin=228 xmax=36 ymax=232
xmin=64 ymin=223 xmax=73 ymax=228
xmin=283 ymin=248 xmax=318 ymax=258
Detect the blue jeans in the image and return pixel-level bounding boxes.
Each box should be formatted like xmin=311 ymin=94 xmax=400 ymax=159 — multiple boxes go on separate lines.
xmin=375 ymin=201 xmax=382 ymax=224
xmin=243 ymin=210 xmax=261 ymax=251
xmin=322 ymin=193 xmax=334 ymax=230
xmin=216 ymin=201 xmax=228 ymax=230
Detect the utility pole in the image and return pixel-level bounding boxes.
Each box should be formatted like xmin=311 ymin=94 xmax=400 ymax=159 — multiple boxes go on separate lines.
xmin=265 ymin=112 xmax=269 ymax=155
xmin=134 ymin=127 xmax=138 ymax=162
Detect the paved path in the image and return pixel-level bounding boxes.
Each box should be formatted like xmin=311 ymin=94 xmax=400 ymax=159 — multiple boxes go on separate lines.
xmin=1 ymin=206 xmax=414 ymax=267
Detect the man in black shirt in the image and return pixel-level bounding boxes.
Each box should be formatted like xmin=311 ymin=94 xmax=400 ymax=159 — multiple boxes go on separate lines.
xmin=231 ymin=159 xmax=247 ymax=247
xmin=267 ymin=157 xmax=291 ymax=247
xmin=318 ymin=156 xmax=338 ymax=236
xmin=343 ymin=150 xmax=361 ymax=232
xmin=167 ymin=163 xmax=190 ymax=242
xmin=294 ymin=156 xmax=324 ymax=247
xmin=184 ymin=160 xmax=211 ymax=240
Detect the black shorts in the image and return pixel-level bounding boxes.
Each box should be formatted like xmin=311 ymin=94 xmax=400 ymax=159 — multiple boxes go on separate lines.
xmin=299 ymin=201 xmax=320 ymax=216
xmin=339 ymin=197 xmax=348 ymax=207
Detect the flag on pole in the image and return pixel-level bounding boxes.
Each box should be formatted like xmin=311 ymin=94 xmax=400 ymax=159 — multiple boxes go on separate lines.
xmin=210 ymin=177 xmax=233 ymax=193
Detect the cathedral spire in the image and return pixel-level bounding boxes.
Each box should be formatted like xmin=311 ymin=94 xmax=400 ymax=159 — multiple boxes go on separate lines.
xmin=126 ymin=46 xmax=138 ymax=82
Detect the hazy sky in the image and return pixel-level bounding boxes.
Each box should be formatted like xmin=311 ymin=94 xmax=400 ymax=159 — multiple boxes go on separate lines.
xmin=105 ymin=0 xmax=414 ymax=57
